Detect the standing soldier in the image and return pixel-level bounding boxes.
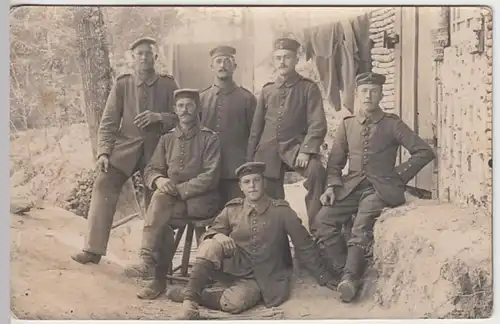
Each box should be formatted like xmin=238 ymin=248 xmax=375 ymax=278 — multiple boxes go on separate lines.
xmin=247 ymin=38 xmax=327 ymax=227
xmin=313 ymin=72 xmax=435 ymax=302
xmin=71 ymin=37 xmax=179 ymax=265
xmin=199 ymin=45 xmax=257 ymax=206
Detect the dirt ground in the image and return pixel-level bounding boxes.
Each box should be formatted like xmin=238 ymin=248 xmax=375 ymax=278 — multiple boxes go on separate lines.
xmin=10 ymin=204 xmax=390 ymax=320
xmin=10 ymin=124 xmax=493 ymax=320
xmin=10 ymin=195 xmax=493 ymax=320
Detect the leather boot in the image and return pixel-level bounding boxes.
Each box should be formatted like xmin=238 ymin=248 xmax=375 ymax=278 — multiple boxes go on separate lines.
xmin=71 ymin=251 xmax=101 ymax=264
xmin=319 ymin=239 xmax=347 ymax=280
xmin=137 ymin=246 xmax=173 ymax=299
xmin=177 ymin=299 xmax=200 ymax=320
xmin=166 ymin=286 xmax=185 ymax=303
xmin=136 ymin=278 xmax=166 ymax=300
xmin=337 ymin=245 xmax=365 ymax=303
xmin=167 ymin=287 xmax=224 ymax=310
xmin=184 ymin=259 xmax=214 ymax=300
xmin=176 ymin=259 xmax=214 ymax=319
xmin=123 ymin=254 xmax=155 ymax=279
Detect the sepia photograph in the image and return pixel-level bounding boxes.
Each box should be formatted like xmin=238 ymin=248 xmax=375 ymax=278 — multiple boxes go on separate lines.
xmin=9 ymin=5 xmax=493 ymax=321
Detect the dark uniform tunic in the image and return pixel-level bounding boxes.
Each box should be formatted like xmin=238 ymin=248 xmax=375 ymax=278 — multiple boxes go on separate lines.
xmin=140 ymin=125 xmax=222 ymax=270
xmin=84 ymin=72 xmax=178 ymax=256
xmin=313 ymin=108 xmax=435 ymax=261
xmin=246 ymin=71 xmax=328 ymax=225
xmin=200 ymin=82 xmax=256 ymax=204
xmin=98 ymin=73 xmax=179 ymax=176
xmin=199 ymin=195 xmax=333 ymax=308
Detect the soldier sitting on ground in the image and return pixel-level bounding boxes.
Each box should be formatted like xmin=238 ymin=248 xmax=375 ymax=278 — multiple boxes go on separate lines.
xmin=166 ymin=161 xmax=337 ymax=320
xmin=124 ymin=88 xmax=222 ymax=300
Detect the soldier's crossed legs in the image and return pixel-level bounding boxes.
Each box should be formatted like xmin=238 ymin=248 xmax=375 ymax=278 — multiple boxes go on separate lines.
xmin=185 ymin=239 xmax=263 ymax=314
xmin=264 ymin=156 xmax=326 ymax=229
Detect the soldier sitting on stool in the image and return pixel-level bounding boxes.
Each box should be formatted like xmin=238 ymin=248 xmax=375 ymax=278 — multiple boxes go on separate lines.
xmin=312 ymin=72 xmax=435 ymax=303
xmin=124 ymin=88 xmax=222 ymax=300
xmin=168 ymin=161 xmax=337 ymax=320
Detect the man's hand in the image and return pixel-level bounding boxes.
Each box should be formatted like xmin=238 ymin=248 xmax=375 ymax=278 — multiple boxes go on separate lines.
xmin=213 ymin=233 xmax=236 ymax=257
xmin=294 ymin=152 xmax=310 ymax=169
xmin=320 ymin=187 xmax=336 ymax=206
xmin=96 ymin=154 xmax=109 ymax=172
xmin=154 ymin=177 xmax=178 ymax=196
xmin=134 ymin=111 xmax=161 ymax=129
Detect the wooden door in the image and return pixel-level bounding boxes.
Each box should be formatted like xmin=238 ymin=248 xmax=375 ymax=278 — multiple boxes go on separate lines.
xmin=395 ymin=7 xmax=436 ymax=193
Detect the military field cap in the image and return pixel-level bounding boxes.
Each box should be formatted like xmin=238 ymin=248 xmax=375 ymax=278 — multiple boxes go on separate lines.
xmin=355 ymin=72 xmax=386 ymax=86
xmin=235 ymin=162 xmax=266 ymax=178
xmin=129 ymin=37 xmax=157 ymax=51
xmin=274 ymin=37 xmax=301 ymax=52
xmin=174 ymin=88 xmax=200 ymax=102
xmin=209 ymin=45 xmax=237 ymax=58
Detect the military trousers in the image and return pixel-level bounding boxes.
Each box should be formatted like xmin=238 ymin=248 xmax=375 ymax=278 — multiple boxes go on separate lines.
xmin=265 ymin=155 xmax=326 ymax=228
xmin=138 ymin=190 xmax=187 ymax=272
xmin=139 ymin=190 xmax=221 ymax=267
xmin=84 ymin=164 xmax=152 ymax=255
xmin=311 ymin=179 xmax=387 ymax=272
xmin=196 ymin=239 xmax=262 ymax=314
xmin=218 ymin=179 xmax=244 ymax=208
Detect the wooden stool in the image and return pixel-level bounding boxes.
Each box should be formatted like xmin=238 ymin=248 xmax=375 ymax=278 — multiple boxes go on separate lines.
xmin=166 ymin=216 xmax=216 ymax=283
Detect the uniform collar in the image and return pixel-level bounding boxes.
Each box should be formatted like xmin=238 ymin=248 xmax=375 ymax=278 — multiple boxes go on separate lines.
xmin=356 ymin=107 xmax=385 ymax=124
xmin=243 ymin=194 xmax=271 ymax=216
xmin=214 ymin=80 xmax=237 ymax=95
xmin=275 ymin=71 xmax=301 ymax=88
xmin=135 ymin=72 xmax=159 ymax=87
xmin=173 ymin=123 xmax=201 ymax=140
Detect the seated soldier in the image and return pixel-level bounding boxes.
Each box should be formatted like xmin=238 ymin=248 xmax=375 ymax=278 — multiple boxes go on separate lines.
xmin=312 ymin=72 xmax=435 ymax=303
xmin=124 ymin=88 xmax=222 ymax=299
xmin=168 ymin=161 xmax=337 ymax=320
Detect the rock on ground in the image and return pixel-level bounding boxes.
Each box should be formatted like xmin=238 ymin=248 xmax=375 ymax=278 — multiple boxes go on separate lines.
xmin=372 ymin=199 xmax=492 ymax=319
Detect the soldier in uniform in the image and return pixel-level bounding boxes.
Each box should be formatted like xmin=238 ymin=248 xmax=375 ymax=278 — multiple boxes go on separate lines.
xmin=199 ymin=45 xmax=257 ymax=206
xmin=71 ymin=37 xmax=179 ymax=265
xmin=169 ymin=161 xmax=337 ymax=320
xmin=126 ymin=88 xmax=222 ymax=299
xmin=312 ymin=72 xmax=435 ymax=302
xmin=247 ymin=37 xmax=328 ymax=228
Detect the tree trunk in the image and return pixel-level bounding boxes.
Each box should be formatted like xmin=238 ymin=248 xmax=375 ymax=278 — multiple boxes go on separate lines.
xmin=73 ymin=7 xmax=142 ymax=221
xmin=73 ymin=6 xmax=112 ymax=160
